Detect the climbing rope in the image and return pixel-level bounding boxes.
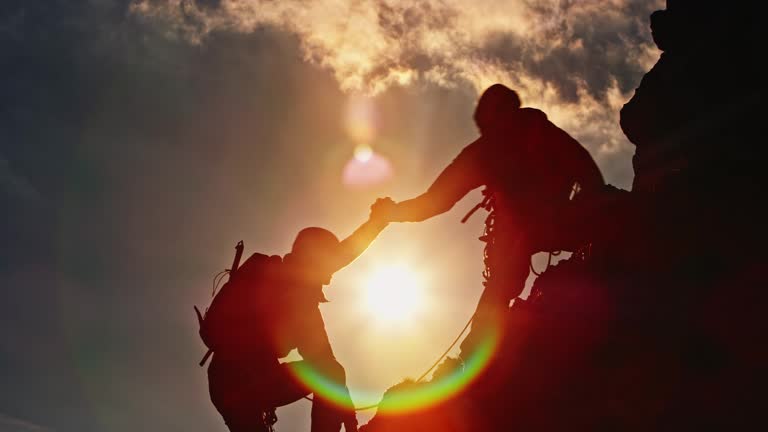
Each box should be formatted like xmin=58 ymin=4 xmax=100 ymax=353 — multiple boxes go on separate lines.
xmin=206 ymin=270 xmax=477 ymax=412
xmin=303 ymin=311 xmax=475 ymax=411
xmin=300 ymin=193 xmax=495 ymax=412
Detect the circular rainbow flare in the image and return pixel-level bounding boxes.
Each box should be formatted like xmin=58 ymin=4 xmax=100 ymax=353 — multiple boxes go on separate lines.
xmin=287 ymin=329 xmax=499 ymax=414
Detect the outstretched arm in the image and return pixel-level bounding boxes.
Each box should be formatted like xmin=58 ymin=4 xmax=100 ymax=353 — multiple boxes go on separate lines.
xmin=390 ymin=142 xmax=484 ymax=222
xmin=332 ymin=200 xmax=392 ymax=271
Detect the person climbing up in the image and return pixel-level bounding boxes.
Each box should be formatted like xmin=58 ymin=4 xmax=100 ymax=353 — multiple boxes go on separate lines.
xmin=199 ymin=199 xmax=394 ymax=432
xmin=375 ymin=84 xmax=604 ymax=356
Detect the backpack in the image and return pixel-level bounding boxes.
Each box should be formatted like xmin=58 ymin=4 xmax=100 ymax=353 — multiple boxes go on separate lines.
xmin=195 ymin=241 xmax=274 ymax=366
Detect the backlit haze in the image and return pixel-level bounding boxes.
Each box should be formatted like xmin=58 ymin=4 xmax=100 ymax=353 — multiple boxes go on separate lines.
xmin=1 ymin=1 xmax=662 ymax=431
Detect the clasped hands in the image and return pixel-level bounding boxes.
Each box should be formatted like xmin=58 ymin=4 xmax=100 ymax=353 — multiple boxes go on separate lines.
xmin=369 ymin=197 xmax=398 ymax=224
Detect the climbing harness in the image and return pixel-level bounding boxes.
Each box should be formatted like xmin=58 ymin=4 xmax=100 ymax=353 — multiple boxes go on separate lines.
xmin=460 ymin=188 xmax=497 ymax=289
xmin=461 ymin=188 xmax=494 ymax=223
xmin=464 ymin=188 xmax=569 ymax=278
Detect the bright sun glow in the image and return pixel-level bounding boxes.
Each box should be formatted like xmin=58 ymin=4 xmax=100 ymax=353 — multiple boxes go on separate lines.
xmin=364 ymin=264 xmax=424 ymax=325
xmin=354 ymin=144 xmax=373 ymax=162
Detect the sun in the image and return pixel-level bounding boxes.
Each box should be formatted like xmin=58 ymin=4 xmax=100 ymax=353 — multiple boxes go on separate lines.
xmin=364 ymin=264 xmax=425 ymax=325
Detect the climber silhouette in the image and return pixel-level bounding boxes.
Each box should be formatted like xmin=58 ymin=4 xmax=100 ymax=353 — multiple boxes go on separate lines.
xmin=377 ymin=84 xmax=604 ymax=355
xmin=360 ymin=2 xmax=766 ymax=431
xmin=200 ymin=199 xmax=393 ymax=432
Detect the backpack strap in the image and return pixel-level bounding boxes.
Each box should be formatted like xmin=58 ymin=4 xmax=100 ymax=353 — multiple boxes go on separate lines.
xmin=199 ymin=349 xmax=213 ymax=367
xmin=194 ymin=305 xmax=214 ymax=366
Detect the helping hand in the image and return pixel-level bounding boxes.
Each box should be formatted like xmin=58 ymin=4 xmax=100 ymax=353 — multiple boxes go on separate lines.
xmin=370 ymin=197 xmax=397 ymax=223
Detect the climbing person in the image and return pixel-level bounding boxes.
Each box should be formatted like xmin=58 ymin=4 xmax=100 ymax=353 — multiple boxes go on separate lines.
xmin=375 ymin=84 xmax=604 ymax=356
xmin=198 ymin=199 xmax=393 ymax=432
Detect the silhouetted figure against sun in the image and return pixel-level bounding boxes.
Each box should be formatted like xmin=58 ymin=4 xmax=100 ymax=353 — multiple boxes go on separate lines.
xmin=360 ymin=2 xmax=765 ymax=431
xmin=379 ymin=84 xmax=604 ymax=355
xmin=198 ymin=200 xmax=392 ymax=432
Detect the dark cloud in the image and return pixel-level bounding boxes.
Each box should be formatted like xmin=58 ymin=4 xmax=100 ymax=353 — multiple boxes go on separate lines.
xmin=377 ymin=2 xmax=458 ymax=38
xmin=477 ymin=1 xmax=662 ymax=103
xmin=129 ymin=0 xmax=661 ymax=105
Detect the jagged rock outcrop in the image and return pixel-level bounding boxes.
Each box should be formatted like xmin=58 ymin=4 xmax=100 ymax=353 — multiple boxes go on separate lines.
xmin=360 ymin=2 xmax=766 ymax=430
xmin=620 ymin=0 xmax=766 ymax=260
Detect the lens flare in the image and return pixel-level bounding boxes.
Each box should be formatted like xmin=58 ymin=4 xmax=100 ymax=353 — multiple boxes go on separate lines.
xmin=341 ymin=94 xmax=392 ymax=187
xmin=354 ymin=144 xmax=373 ymax=162
xmin=342 ymin=149 xmax=392 ymax=188
xmin=373 ymin=333 xmax=497 ymax=414
xmin=288 ymin=331 xmax=499 ymax=414
xmin=345 ymin=95 xmax=377 ymax=143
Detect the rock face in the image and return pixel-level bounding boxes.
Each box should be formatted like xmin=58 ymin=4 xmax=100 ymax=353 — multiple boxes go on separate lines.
xmin=620 ymin=0 xmax=766 ymax=260
xmin=361 ymin=2 xmax=766 ymax=430
xmin=623 ymin=0 xmax=763 ymax=194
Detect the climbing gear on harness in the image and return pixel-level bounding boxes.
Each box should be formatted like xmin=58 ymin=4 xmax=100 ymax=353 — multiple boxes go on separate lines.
xmin=263 ymin=408 xmax=278 ymax=432
xmin=461 ymin=188 xmax=494 ymax=224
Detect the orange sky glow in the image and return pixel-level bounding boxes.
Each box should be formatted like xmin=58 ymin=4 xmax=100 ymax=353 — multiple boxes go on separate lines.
xmin=124 ymin=1 xmax=663 ymax=430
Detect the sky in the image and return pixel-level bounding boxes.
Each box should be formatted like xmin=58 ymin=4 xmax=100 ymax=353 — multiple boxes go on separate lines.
xmin=1 ymin=1 xmax=662 ymax=431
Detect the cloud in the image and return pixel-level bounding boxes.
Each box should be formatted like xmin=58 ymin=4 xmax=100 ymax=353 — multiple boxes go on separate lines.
xmin=129 ymin=0 xmax=660 ymax=92
xmin=130 ymin=0 xmax=664 ymax=186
